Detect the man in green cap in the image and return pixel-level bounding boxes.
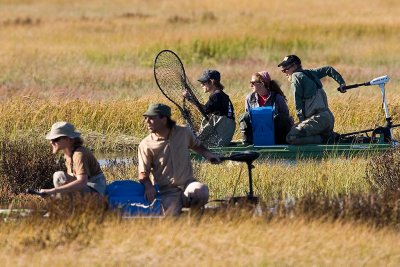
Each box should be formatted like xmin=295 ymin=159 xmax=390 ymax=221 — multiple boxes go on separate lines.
xmin=278 ymin=55 xmax=347 ymax=144
xmin=138 ymin=103 xmax=221 ymax=216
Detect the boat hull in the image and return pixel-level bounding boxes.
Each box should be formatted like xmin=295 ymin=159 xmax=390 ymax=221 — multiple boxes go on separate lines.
xmin=194 ymin=143 xmax=395 ymax=160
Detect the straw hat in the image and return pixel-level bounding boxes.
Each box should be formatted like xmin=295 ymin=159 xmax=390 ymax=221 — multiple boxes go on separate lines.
xmin=45 ymin=121 xmax=81 ymax=140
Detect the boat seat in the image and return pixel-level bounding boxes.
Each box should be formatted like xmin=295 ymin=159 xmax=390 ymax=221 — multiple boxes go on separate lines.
xmin=106 ymin=180 xmax=163 ymax=217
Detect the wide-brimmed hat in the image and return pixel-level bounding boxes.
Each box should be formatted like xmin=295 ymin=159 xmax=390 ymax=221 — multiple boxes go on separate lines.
xmin=143 ymin=103 xmax=172 ymax=117
xmin=277 ymin=55 xmax=301 ymax=68
xmin=198 ymin=69 xmax=221 ymax=83
xmin=45 ymin=121 xmax=81 ymax=140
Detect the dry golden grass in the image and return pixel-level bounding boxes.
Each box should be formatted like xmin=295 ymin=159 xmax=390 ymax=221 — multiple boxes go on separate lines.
xmin=0 ymin=0 xmax=398 ymax=99
xmin=1 ymin=216 xmax=400 ymax=266
xmin=0 ymin=1 xmax=399 ymax=265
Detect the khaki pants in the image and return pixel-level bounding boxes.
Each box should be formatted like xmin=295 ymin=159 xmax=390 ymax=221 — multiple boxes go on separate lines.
xmin=53 ymin=171 xmax=99 ymax=194
xmin=286 ymin=110 xmax=334 ymax=145
xmin=160 ymin=181 xmax=209 ymax=216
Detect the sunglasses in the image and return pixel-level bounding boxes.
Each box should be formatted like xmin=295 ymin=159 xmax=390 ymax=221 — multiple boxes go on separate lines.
xmin=281 ymin=64 xmax=295 ymax=73
xmin=51 ymin=136 xmax=64 ymax=143
xmin=250 ymin=81 xmax=262 ymax=85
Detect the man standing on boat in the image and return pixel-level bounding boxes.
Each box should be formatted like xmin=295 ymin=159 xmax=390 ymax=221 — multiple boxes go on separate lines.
xmin=138 ymin=103 xmax=221 ymax=216
xmin=278 ymin=55 xmax=347 ymax=144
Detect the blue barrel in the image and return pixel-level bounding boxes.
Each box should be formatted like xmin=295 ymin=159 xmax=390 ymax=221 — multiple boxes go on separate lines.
xmin=250 ymin=107 xmax=275 ymax=146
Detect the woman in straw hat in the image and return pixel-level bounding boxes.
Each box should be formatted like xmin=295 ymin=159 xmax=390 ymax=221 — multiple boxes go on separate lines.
xmin=39 ymin=121 xmax=106 ymax=195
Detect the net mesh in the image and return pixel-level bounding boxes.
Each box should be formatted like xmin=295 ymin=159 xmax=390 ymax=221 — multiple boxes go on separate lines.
xmin=154 ymin=50 xmax=222 ymax=147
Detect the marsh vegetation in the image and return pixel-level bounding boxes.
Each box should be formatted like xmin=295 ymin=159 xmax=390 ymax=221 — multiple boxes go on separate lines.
xmin=1 ymin=0 xmax=400 ymax=265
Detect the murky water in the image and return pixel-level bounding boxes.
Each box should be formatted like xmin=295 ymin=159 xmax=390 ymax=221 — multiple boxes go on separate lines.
xmin=95 ymin=152 xmax=137 ymax=167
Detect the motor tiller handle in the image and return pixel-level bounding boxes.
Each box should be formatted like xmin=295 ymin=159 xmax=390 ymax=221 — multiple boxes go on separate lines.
xmin=25 ymin=188 xmax=47 ymax=197
xmin=219 ymin=151 xmax=260 ymax=163
xmin=337 ymin=82 xmax=369 ymax=91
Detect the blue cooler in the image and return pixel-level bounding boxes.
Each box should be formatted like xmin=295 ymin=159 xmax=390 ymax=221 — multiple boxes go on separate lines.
xmin=106 ymin=180 xmax=163 ymax=217
xmin=250 ymin=106 xmax=275 ymax=146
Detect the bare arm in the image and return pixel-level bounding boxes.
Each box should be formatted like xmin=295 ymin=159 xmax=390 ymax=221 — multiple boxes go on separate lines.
xmin=191 ymin=144 xmax=221 ymax=164
xmin=40 ymin=174 xmax=88 ymax=194
xmin=139 ymin=172 xmax=157 ymax=202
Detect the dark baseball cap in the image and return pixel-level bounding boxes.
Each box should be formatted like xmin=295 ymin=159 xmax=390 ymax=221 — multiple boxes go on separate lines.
xmin=277 ymin=55 xmax=301 ymax=68
xmin=143 ymin=103 xmax=171 ymax=117
xmin=197 ymin=69 xmax=220 ymax=83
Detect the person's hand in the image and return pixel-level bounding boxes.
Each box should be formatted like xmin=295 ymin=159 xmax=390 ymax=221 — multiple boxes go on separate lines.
xmin=182 ymin=90 xmax=190 ymax=98
xmin=143 ymin=184 xmax=157 ymax=202
xmin=338 ymin=83 xmax=347 ymax=93
xmin=208 ymin=154 xmax=222 ymax=164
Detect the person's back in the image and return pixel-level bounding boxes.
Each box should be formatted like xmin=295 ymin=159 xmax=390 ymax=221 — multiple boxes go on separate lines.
xmin=204 ymin=90 xmax=235 ymax=119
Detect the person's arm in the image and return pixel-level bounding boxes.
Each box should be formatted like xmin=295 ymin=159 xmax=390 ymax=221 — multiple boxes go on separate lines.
xmin=291 ymin=76 xmax=305 ymax=122
xmin=137 ymin=141 xmax=157 ymax=202
xmin=192 ymin=144 xmax=221 ymax=163
xmin=203 ymin=93 xmax=220 ymax=114
xmin=41 ymin=151 xmax=89 ymax=194
xmin=312 ymin=66 xmax=346 ymax=88
xmin=139 ymin=172 xmax=156 ymax=202
xmin=275 ymin=94 xmax=290 ymax=116
xmin=40 ymin=174 xmax=88 ymax=194
xmin=244 ymin=93 xmax=252 ymax=113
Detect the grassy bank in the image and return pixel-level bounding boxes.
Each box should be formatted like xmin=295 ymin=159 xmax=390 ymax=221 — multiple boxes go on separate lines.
xmin=1 ymin=213 xmax=400 ymax=266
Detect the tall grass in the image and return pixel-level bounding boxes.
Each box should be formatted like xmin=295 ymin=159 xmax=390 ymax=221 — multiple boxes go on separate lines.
xmin=0 ymin=0 xmax=398 ymax=97
xmin=1 ymin=213 xmax=400 ymax=266
xmin=0 ymin=1 xmax=399 ymax=264
xmin=0 ymin=94 xmax=398 ymax=151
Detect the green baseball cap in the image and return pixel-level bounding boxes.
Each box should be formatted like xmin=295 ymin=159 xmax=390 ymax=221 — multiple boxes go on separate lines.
xmin=143 ymin=103 xmax=172 ymax=117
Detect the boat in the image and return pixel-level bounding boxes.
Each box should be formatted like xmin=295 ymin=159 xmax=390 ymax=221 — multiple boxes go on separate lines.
xmin=153 ymin=52 xmax=398 ymax=160
xmin=195 ymin=142 xmax=396 ymax=160
xmin=193 ymin=75 xmax=399 ymax=160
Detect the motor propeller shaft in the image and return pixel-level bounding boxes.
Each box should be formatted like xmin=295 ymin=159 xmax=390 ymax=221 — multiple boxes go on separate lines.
xmin=338 ymin=75 xmax=390 ymax=91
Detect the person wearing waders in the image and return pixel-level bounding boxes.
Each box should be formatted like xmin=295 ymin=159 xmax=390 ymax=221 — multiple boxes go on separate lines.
xmin=138 ymin=103 xmax=221 ymax=216
xmin=278 ymin=55 xmax=347 ymax=144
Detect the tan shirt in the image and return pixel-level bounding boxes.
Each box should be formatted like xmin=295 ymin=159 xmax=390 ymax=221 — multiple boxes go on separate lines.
xmin=138 ymin=125 xmax=201 ymax=189
xmin=65 ymin=147 xmax=102 ymax=178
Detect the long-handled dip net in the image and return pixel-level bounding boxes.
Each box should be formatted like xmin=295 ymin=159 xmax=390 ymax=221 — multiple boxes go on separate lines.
xmin=153 ymin=50 xmax=222 ymax=147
